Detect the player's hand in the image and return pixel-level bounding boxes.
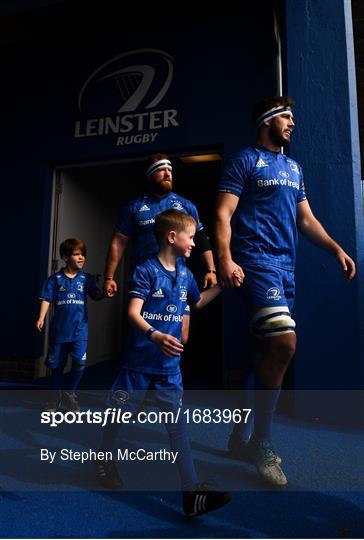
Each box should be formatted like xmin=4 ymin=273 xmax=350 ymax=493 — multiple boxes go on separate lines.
xmin=203 ymin=271 xmax=218 ymax=289
xmin=36 ymin=319 xmax=44 ymax=332
xmin=336 ymin=250 xmax=356 ymax=280
xmin=104 ymin=279 xmax=118 ymax=297
xmin=218 ymin=259 xmax=244 ymax=288
xmin=151 ymin=332 xmax=184 ymax=357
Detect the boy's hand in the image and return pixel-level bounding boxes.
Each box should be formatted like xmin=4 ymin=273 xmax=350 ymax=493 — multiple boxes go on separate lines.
xmin=151 ymin=331 xmax=184 ymax=357
xmin=36 ymin=319 xmax=44 ymax=332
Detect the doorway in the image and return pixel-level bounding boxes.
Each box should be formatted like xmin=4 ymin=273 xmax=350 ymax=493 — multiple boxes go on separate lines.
xmin=49 ymin=149 xmax=224 ymax=389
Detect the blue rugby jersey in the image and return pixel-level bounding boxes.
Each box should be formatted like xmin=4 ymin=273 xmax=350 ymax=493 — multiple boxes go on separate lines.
xmin=218 ymin=146 xmax=307 ymax=270
xmin=115 ymin=192 xmax=203 ymax=267
xmin=122 ymin=257 xmax=201 ymax=375
xmin=39 ymin=270 xmax=99 ymax=343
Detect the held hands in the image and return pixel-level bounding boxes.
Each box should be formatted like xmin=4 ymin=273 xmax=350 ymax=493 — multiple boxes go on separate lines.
xmin=103 ymin=279 xmax=118 ymax=297
xmin=336 ymin=250 xmax=356 ymax=280
xmin=151 ymin=331 xmax=184 ymax=357
xmin=218 ymin=259 xmax=245 ymax=288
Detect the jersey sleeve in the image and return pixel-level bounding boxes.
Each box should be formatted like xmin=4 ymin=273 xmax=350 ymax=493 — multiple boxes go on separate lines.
xmin=186 ymin=270 xmax=201 ymax=307
xmin=184 ymin=304 xmax=191 ymax=316
xmin=115 ymin=202 xmax=134 ymax=237
xmin=128 ymin=265 xmax=151 ymax=300
xmin=297 ymin=165 xmax=307 ymax=204
xmin=86 ymin=274 xmax=101 ymax=300
xmin=218 ymin=154 xmax=250 ymax=197
xmin=186 ymin=200 xmax=203 ymax=232
xmin=39 ymin=275 xmax=56 ymax=302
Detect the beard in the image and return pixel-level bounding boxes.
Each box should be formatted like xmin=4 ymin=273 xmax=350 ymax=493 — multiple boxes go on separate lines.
xmin=151 ymin=178 xmax=173 ymax=196
xmin=268 ymin=124 xmax=290 ymax=147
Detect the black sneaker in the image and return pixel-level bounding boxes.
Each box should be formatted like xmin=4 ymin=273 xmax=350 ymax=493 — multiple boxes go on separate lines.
xmin=59 ymin=391 xmax=80 ymax=412
xmin=94 ymin=458 xmax=124 ymax=490
xmin=228 ymin=433 xmax=282 ymax=465
xmin=183 ymin=481 xmax=231 ymax=517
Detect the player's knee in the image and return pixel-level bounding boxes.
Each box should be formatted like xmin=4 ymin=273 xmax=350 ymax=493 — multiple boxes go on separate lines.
xmin=268 ymin=334 xmax=296 ymax=365
xmin=72 ymin=363 xmax=85 ymax=372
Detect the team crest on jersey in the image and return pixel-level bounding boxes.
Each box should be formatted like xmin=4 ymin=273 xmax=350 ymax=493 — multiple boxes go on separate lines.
xmin=267 ymin=287 xmax=281 ymax=301
xmin=139 ymin=204 xmax=150 ymax=212
xmin=171 ymin=200 xmax=184 ymax=210
xmin=179 ymin=289 xmax=187 ymax=301
xmin=152 ymin=288 xmax=164 ymax=298
xmin=111 ymin=390 xmax=129 ymax=405
xmin=290 ymin=162 xmax=299 ymax=174
xmin=77 ymin=282 xmax=84 ymax=292
xmin=256 ymin=158 xmax=268 ymax=168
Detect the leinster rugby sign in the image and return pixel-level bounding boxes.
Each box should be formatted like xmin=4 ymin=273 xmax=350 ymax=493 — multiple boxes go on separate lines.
xmin=74 ymin=49 xmax=179 ymax=147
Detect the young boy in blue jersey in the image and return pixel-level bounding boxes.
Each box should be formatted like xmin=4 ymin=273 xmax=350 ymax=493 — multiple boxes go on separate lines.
xmin=95 ymin=209 xmax=230 ymax=517
xmin=36 ymin=238 xmax=102 ymax=412
xmin=216 ymin=96 xmax=356 ymax=486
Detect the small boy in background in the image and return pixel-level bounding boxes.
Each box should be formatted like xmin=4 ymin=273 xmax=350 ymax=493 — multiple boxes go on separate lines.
xmin=95 ymin=210 xmax=230 ymax=518
xmin=36 ymin=238 xmax=102 ymax=412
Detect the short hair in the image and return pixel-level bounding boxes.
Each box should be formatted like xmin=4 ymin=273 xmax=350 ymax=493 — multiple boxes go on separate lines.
xmin=146 ymin=153 xmax=171 ymax=176
xmin=154 ymin=209 xmax=196 ymax=245
xmin=252 ymin=96 xmax=295 ymax=124
xmin=59 ymin=238 xmax=86 ymax=258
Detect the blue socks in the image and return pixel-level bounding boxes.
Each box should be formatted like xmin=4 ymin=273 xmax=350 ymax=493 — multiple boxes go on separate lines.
xmin=66 ymin=364 xmax=85 ymax=391
xmin=231 ymin=369 xmax=255 ymax=442
xmin=251 ymin=379 xmax=281 ymax=442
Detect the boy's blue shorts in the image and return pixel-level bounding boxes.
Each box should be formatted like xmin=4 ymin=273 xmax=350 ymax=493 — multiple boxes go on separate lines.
xmin=45 ymin=341 xmax=87 ymax=369
xmin=238 ymin=263 xmax=295 ymax=314
xmin=109 ymin=369 xmax=183 ymax=415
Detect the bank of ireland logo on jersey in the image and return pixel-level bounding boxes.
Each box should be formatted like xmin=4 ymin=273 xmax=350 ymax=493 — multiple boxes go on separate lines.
xmin=279 ymin=171 xmax=290 ymax=179
xmin=267 ymin=287 xmax=281 ymax=301
xmin=75 ymin=49 xmax=179 ymax=148
xmin=167 ymin=304 xmax=177 ymax=313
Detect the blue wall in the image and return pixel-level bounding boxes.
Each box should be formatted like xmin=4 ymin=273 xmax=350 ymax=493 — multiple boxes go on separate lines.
xmin=285 ymin=0 xmax=364 ymax=391
xmin=1 ymin=8 xmax=275 ymax=358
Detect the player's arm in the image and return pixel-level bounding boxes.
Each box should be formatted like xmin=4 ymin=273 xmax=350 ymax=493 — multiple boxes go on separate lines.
xmin=103 ymin=232 xmax=130 ymax=297
xmin=215 ymin=192 xmax=244 ymax=287
xmin=296 ymin=200 xmax=356 ymax=279
xmin=36 ymin=300 xmax=50 ymax=332
xmin=128 ymin=297 xmax=184 ymax=357
xmin=194 ymin=228 xmax=217 ymax=289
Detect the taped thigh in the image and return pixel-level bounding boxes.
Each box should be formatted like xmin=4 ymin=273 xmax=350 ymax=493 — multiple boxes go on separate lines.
xmin=251 ymin=306 xmax=296 ymax=338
